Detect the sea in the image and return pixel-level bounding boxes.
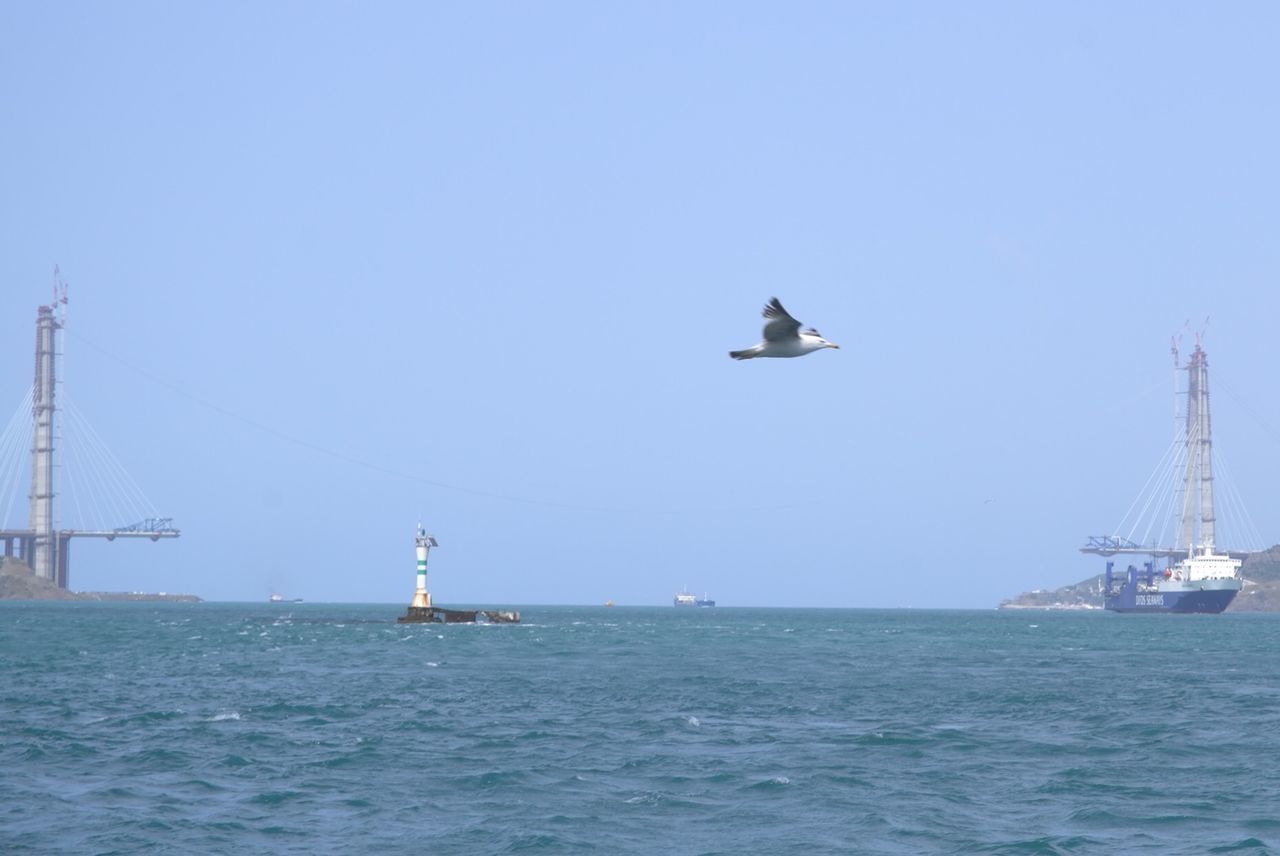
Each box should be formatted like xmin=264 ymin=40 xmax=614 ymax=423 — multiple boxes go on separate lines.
xmin=3 ymin=603 xmax=1279 ymax=855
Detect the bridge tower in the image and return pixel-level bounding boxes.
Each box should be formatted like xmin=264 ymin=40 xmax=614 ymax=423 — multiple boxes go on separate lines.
xmin=1 ymin=271 xmax=178 ymax=589
xmin=28 ymin=293 xmax=64 ymax=581
xmin=1178 ymin=343 xmax=1216 ymax=556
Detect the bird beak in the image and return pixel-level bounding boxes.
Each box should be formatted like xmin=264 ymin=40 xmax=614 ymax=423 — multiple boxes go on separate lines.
xmin=828 ymin=343 xmax=840 ymax=349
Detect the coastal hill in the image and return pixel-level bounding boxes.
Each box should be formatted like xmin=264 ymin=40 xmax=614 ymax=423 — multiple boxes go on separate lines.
xmin=0 ymin=557 xmax=201 ymax=602
xmin=999 ymin=546 xmax=1280 ymax=612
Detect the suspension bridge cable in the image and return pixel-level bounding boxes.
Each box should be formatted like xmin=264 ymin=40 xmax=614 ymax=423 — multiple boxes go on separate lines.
xmin=65 ymin=396 xmax=160 ymax=524
xmin=67 ymin=404 xmax=128 ymax=528
xmin=60 ymin=403 xmax=111 ymax=529
xmin=62 ymin=402 xmax=125 ymax=529
xmin=1114 ymin=434 xmax=1181 ymax=542
xmin=63 ymin=399 xmax=152 ymax=528
xmin=1215 ymin=449 xmax=1265 ymax=551
xmin=65 ymin=330 xmax=821 ymax=516
xmin=1218 ymin=377 xmax=1280 ymax=446
xmin=1158 ymin=439 xmax=1188 ymax=548
xmin=1135 ymin=441 xmax=1181 ymax=550
xmin=61 ymin=434 xmax=90 ymax=531
xmin=0 ymin=390 xmax=34 ymax=529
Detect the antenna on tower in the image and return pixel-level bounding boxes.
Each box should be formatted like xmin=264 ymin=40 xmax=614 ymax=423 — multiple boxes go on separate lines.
xmin=1172 ymin=319 xmax=1191 ymax=367
xmin=52 ymin=265 xmax=68 ymax=325
xmin=1194 ymin=315 xmax=1210 ymax=350
xmin=1171 ymin=323 xmax=1188 ymax=439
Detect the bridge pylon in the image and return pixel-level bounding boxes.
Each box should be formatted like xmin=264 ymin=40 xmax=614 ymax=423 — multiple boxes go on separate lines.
xmin=2 ymin=273 xmax=179 ymax=589
xmin=28 ymin=300 xmax=60 ymax=581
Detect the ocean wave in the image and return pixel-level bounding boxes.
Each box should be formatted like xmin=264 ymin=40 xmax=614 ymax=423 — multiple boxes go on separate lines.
xmin=9 ymin=603 xmax=1280 ymax=854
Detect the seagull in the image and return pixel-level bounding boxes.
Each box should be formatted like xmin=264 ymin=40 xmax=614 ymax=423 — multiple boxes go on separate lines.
xmin=729 ymin=297 xmax=840 ymax=360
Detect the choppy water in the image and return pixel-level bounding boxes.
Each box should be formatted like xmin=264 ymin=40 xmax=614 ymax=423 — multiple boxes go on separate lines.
xmin=4 ymin=603 xmax=1280 ymax=854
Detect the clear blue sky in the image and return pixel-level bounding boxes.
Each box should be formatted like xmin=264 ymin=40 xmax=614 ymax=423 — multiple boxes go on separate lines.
xmin=2 ymin=2 xmax=1278 ymax=606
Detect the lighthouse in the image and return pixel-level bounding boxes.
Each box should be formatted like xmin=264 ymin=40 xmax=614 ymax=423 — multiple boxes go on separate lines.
xmin=411 ymin=523 xmax=437 ymax=608
xmin=396 ymin=524 xmax=520 ymax=624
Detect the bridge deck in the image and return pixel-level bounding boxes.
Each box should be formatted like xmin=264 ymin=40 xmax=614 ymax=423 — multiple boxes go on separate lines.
xmin=0 ymin=529 xmax=179 ymax=540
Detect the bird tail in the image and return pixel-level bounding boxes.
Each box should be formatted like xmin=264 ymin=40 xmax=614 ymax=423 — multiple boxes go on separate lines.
xmin=729 ymin=347 xmax=759 ymax=360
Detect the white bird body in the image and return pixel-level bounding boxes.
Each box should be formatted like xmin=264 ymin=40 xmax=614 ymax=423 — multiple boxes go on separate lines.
xmin=729 ymin=297 xmax=839 ymax=360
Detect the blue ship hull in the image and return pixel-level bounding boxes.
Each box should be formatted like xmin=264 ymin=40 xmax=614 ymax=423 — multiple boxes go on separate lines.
xmin=1102 ymin=561 xmax=1239 ymax=614
xmin=1105 ymin=587 xmax=1237 ymax=613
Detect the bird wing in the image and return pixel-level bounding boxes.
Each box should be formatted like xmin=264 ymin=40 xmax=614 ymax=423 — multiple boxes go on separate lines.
xmin=761 ymin=297 xmax=802 ymax=342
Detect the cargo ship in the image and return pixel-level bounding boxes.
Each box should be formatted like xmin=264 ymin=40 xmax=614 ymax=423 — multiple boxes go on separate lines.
xmin=1100 ymin=554 xmax=1241 ymax=613
xmin=1082 ymin=341 xmax=1246 ymax=614
xmin=673 ymin=589 xmax=715 ymax=607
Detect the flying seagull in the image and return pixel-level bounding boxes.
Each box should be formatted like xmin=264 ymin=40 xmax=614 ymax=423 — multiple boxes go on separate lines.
xmin=729 ymin=297 xmax=840 ymax=360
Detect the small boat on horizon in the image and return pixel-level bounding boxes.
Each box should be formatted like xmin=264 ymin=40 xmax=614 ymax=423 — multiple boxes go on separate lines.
xmin=673 ymin=589 xmax=715 ymax=607
xmin=269 ymin=592 xmax=303 ymax=604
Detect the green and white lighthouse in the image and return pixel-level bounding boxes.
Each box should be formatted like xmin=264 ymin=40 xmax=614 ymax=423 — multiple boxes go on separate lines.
xmin=411 ymin=523 xmax=438 ymax=608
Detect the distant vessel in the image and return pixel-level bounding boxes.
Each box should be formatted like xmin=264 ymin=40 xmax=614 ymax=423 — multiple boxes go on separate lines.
xmin=1082 ymin=341 xmax=1244 ymax=613
xmin=673 ymin=589 xmax=715 ymax=607
xmin=269 ymin=592 xmax=303 ymax=603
